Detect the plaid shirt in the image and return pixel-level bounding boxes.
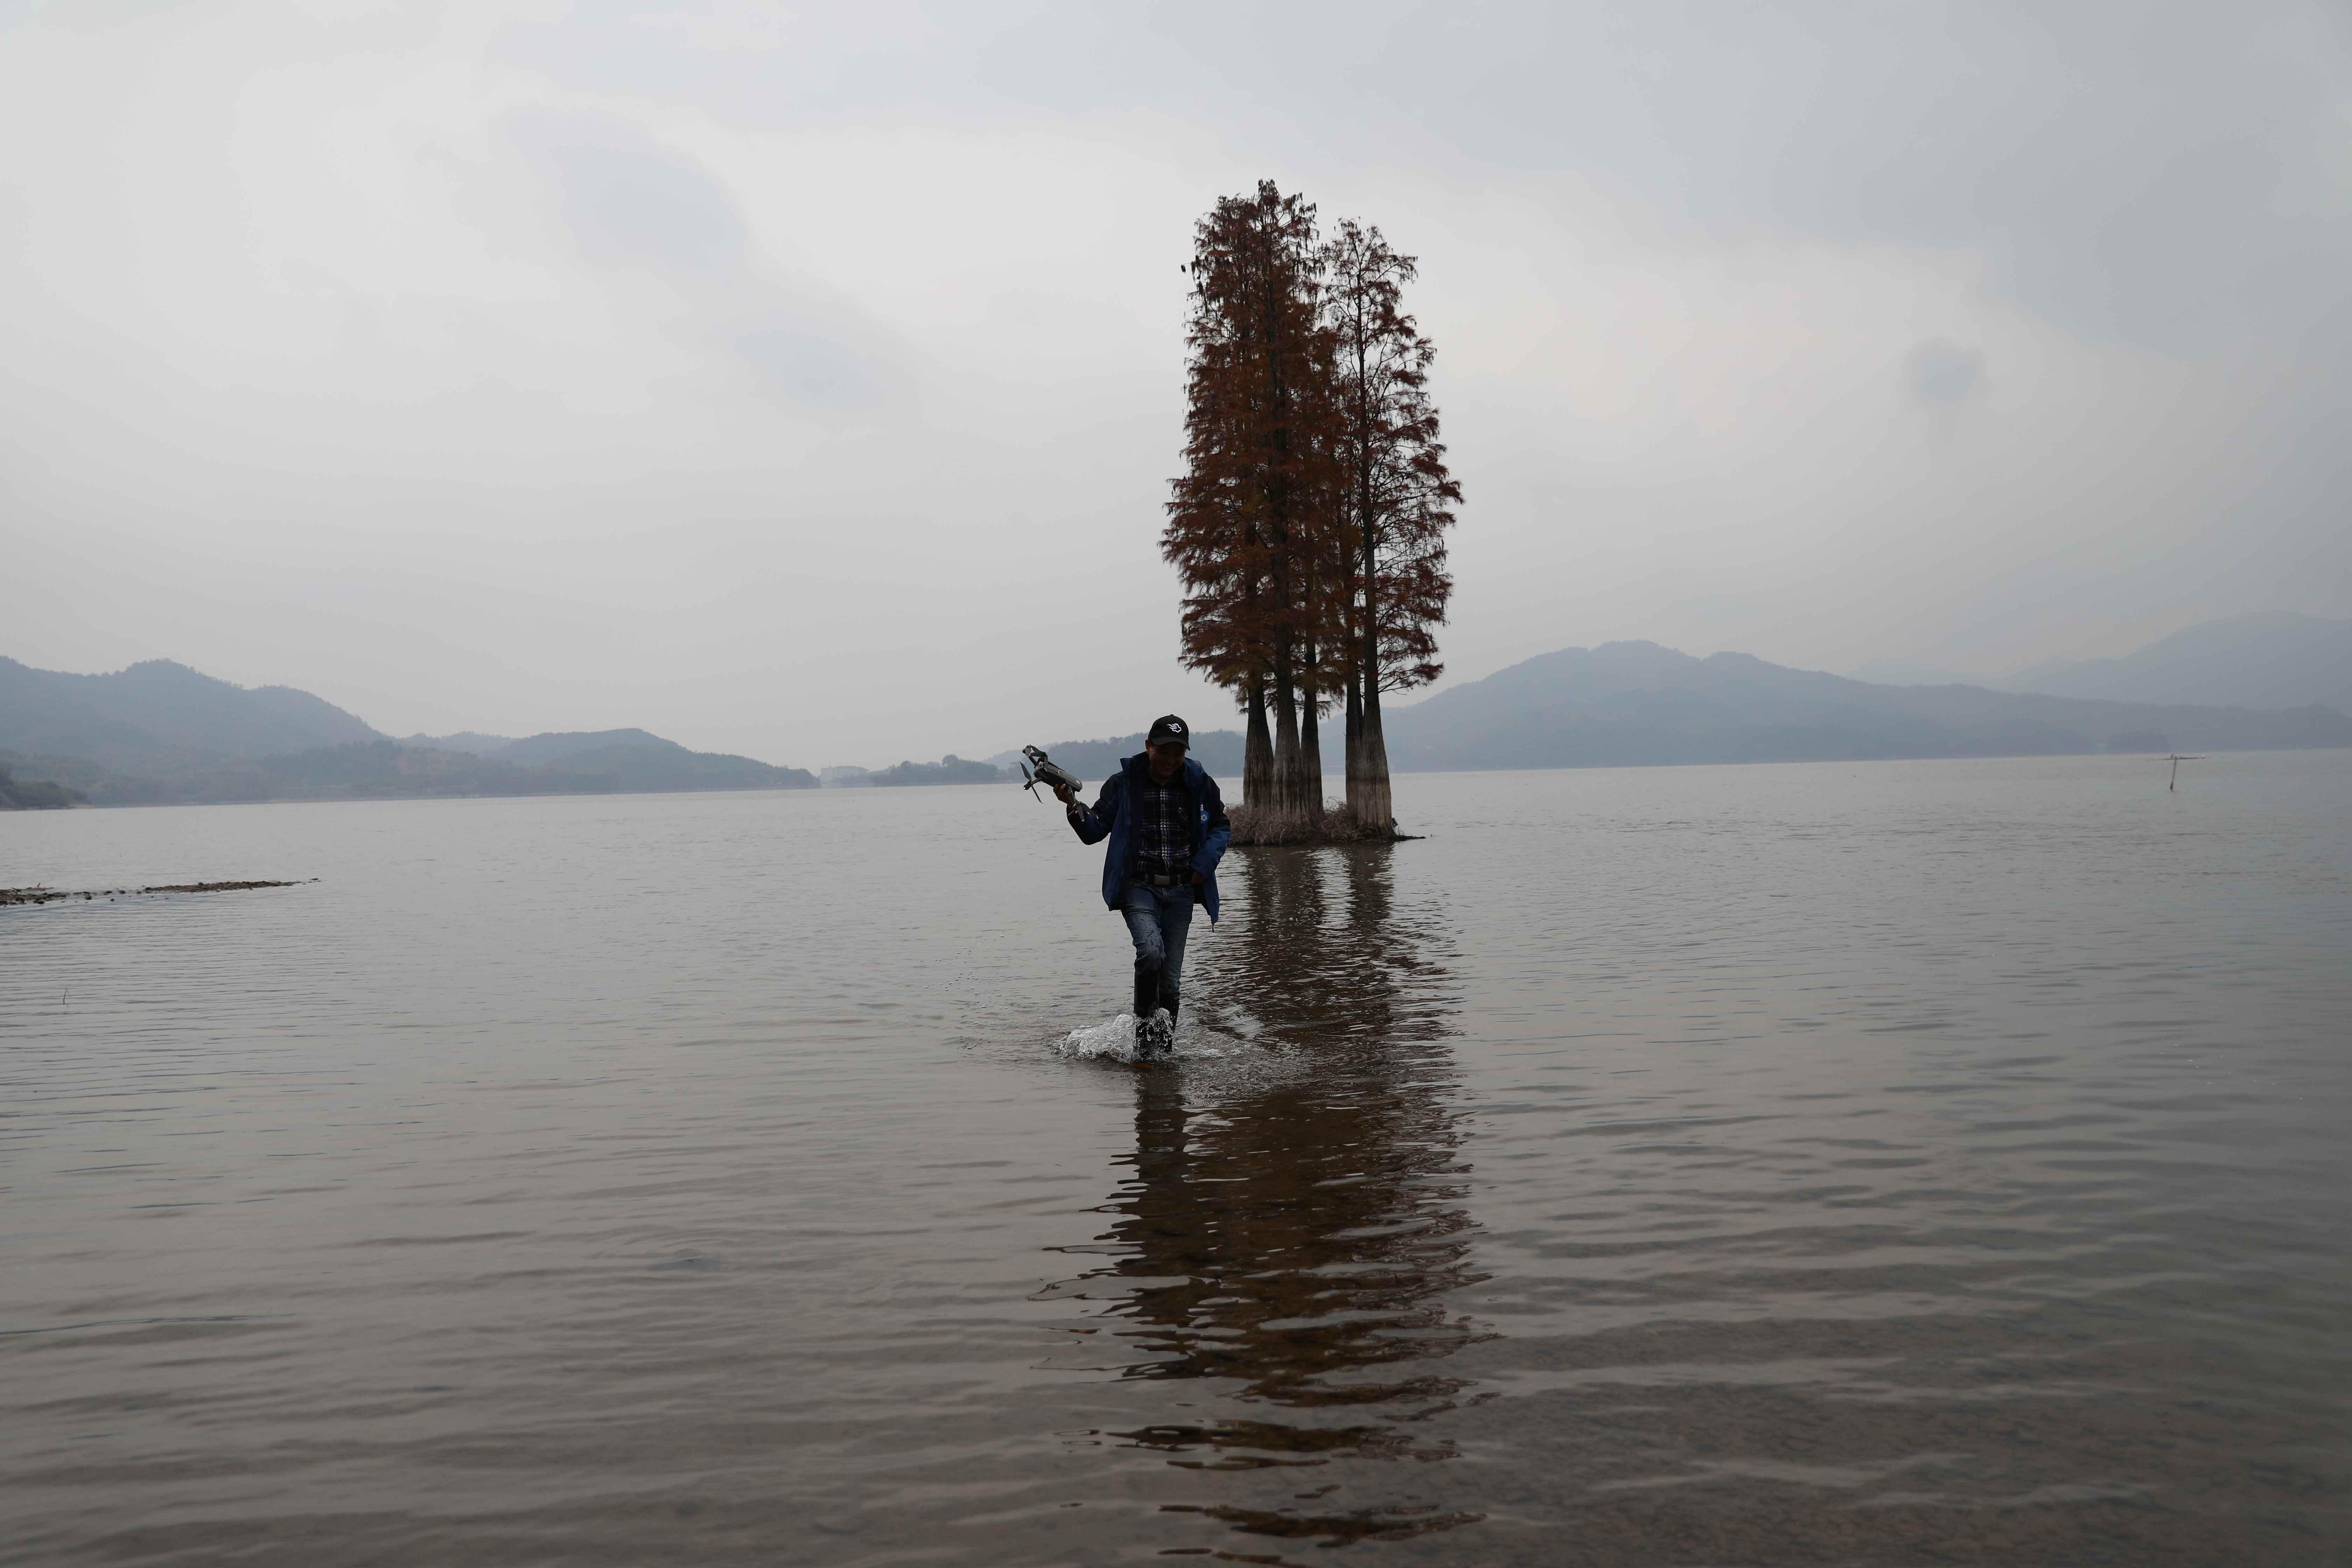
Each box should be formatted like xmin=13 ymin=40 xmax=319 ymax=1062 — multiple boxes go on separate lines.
xmin=1135 ymin=778 xmax=1191 ymax=877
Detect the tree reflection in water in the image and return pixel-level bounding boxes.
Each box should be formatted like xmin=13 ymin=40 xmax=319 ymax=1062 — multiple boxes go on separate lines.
xmin=1040 ymin=846 xmax=1488 ymax=1549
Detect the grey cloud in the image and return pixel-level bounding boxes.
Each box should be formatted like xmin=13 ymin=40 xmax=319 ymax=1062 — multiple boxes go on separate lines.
xmin=498 ymin=111 xmax=912 ymax=416
xmin=1906 ymin=341 xmax=1984 ymax=407
xmin=552 ymin=144 xmax=745 ymax=273
xmin=604 ymin=0 xmax=2347 ymax=355
xmin=736 ymin=328 xmax=883 ymax=408
xmin=508 ymin=119 xmax=748 ymax=273
xmin=519 ymin=4 xmax=2352 ymax=354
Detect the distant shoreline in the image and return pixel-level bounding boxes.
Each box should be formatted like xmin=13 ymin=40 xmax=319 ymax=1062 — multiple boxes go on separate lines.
xmin=10 ymin=630 xmax=2346 ymax=810
xmin=4 ymin=776 xmax=1017 ymax=810
xmin=11 ymin=745 xmax=2342 ymax=814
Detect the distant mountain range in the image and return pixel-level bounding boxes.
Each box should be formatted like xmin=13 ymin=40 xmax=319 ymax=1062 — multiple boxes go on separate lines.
xmin=4 ymin=611 xmax=2345 ymax=809
xmin=1854 ymin=612 xmax=2352 ymax=715
xmin=0 ymin=656 xmax=376 ymax=778
xmin=1377 ymin=640 xmax=2348 ymax=771
xmin=2003 ymin=613 xmax=2352 ymax=713
xmin=394 ymin=726 xmax=805 ymax=791
xmin=1027 ymin=618 xmax=2350 ymax=786
xmin=0 ymin=658 xmax=815 ymax=805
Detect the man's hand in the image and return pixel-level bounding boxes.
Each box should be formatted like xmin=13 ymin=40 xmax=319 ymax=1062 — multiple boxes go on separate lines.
xmin=1191 ymin=869 xmax=1205 ymax=887
xmin=1054 ymin=782 xmax=1077 ymax=806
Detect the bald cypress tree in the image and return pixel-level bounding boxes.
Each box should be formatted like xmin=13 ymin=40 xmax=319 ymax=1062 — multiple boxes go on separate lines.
xmin=1322 ymin=219 xmax=1457 ymax=831
xmin=1163 ymin=180 xmax=1335 ymax=817
xmin=1167 ymin=191 xmax=1452 ymax=833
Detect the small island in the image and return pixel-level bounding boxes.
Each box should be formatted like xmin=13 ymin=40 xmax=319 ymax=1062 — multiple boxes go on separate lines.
xmin=1226 ymin=804 xmax=1413 ymax=846
xmin=1159 ymin=184 xmax=1458 ymax=847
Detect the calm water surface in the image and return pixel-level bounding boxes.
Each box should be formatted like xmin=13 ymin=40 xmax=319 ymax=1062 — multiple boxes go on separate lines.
xmin=4 ymin=754 xmax=2350 ymax=1565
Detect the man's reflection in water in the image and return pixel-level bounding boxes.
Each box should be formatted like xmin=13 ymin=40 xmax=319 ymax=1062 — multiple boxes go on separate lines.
xmin=1043 ymin=847 xmax=1487 ymax=1548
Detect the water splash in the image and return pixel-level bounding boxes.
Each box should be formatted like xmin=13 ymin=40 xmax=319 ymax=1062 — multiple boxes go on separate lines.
xmin=1058 ymin=1013 xmax=1141 ymax=1062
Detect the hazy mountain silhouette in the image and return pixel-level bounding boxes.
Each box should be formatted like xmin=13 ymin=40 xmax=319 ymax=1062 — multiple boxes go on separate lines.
xmin=401 ymin=728 xmax=683 ymax=765
xmin=1847 ymin=656 xmax=1982 ymax=687
xmin=503 ymin=736 xmax=810 ymax=792
xmin=0 ymin=656 xmax=378 ymax=775
xmin=0 ymin=759 xmax=83 ymax=810
xmin=394 ymin=727 xmax=808 ymax=792
xmin=0 ymin=659 xmax=815 ymax=803
xmin=10 ymin=639 xmax=2340 ymax=808
xmin=1853 ymin=614 xmax=2352 ymax=715
xmin=1377 ymin=640 xmax=2350 ymax=771
xmin=397 ymin=730 xmax=521 ymax=757
xmin=1019 ymin=638 xmax=2347 ymax=790
xmin=1998 ymin=613 xmax=2352 ymax=714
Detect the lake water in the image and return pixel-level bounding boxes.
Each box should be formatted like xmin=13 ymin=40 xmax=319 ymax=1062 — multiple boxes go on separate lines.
xmin=4 ymin=753 xmax=2350 ymax=1565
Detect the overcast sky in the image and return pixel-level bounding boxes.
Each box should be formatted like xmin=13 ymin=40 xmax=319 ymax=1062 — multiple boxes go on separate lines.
xmin=3 ymin=1 xmax=2347 ymax=766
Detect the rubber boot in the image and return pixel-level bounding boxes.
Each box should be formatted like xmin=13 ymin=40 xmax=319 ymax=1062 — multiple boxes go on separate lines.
xmin=1153 ymin=989 xmax=1180 ymax=1060
xmin=1131 ymin=971 xmax=1168 ymax=1060
xmin=1140 ymin=1009 xmax=1174 ymax=1061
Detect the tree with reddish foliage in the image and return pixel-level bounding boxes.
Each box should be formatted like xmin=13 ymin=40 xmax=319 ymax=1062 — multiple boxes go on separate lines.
xmin=1162 ymin=180 xmax=1335 ymax=816
xmin=1321 ymin=218 xmax=1457 ymax=831
xmin=1166 ymin=188 xmax=1455 ymax=831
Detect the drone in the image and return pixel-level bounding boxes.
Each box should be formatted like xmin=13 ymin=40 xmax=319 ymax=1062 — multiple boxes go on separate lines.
xmin=1018 ymin=745 xmax=1087 ymax=804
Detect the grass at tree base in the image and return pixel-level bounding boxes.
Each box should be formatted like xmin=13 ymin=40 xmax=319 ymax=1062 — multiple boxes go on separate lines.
xmin=1227 ymin=803 xmax=1415 ymax=846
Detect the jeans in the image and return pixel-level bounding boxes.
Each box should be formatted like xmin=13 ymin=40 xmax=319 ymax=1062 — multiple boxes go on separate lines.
xmin=1122 ymin=881 xmax=1195 ymax=1020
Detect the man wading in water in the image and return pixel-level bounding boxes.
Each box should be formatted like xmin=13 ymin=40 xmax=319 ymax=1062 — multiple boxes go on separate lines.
xmin=1055 ymin=715 xmax=1232 ymax=1062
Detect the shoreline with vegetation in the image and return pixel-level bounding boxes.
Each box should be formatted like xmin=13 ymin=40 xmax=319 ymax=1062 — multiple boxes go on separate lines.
xmin=0 ymin=763 xmax=84 ymax=810
xmin=2 ymin=881 xmax=308 ymax=906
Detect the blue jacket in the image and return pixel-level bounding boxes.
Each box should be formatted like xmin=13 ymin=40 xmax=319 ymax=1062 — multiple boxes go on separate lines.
xmin=1068 ymin=753 xmax=1232 ymax=922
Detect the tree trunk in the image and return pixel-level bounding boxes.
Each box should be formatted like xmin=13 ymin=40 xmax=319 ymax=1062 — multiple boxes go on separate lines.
xmin=1244 ymin=676 xmax=1274 ymax=809
xmin=1299 ymin=649 xmax=1325 ymax=819
xmin=1269 ymin=633 xmax=1306 ymax=819
xmin=1343 ymin=660 xmax=1364 ymax=818
xmin=1359 ymin=681 xmax=1393 ymax=834
xmin=1358 ymin=516 xmax=1392 ymax=832
xmin=1353 ymin=505 xmax=1380 ymax=827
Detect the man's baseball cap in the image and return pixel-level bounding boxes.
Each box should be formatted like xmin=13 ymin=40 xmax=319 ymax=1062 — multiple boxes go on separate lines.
xmin=1146 ymin=714 xmax=1191 ymax=749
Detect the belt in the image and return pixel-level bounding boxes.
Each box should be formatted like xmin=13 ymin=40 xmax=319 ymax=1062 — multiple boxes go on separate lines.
xmin=1135 ymin=870 xmax=1191 ymax=888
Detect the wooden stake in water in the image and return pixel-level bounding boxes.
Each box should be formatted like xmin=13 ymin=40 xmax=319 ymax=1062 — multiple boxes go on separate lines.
xmin=2166 ymin=753 xmax=2205 ymax=791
